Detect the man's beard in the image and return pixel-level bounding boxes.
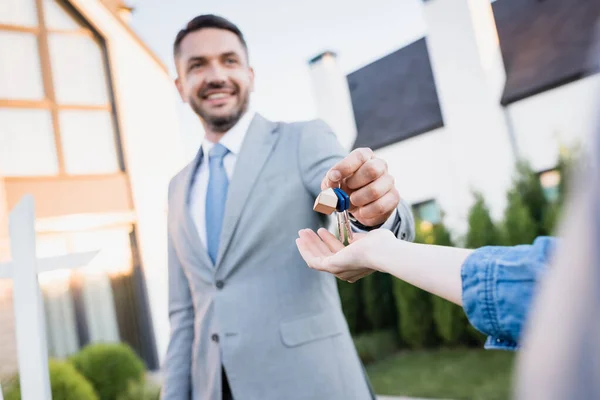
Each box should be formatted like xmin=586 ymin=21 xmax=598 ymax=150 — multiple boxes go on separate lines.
xmin=190 ymin=90 xmax=250 ymax=133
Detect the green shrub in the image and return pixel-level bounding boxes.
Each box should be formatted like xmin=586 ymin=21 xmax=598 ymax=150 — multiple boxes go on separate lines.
xmin=465 ymin=192 xmax=501 ymax=249
xmin=363 ymin=272 xmax=398 ymax=331
xmin=393 ymin=279 xmax=435 ymax=349
xmin=70 ymin=343 xmax=145 ymax=400
xmin=502 ymin=190 xmax=538 ymax=246
xmin=338 ymin=279 xmax=369 ymax=335
xmin=512 ymin=161 xmax=549 ymax=236
xmin=116 ymin=379 xmax=161 ymax=400
xmin=4 ymin=360 xmax=98 ymax=400
xmin=353 ymin=329 xmax=399 ymax=364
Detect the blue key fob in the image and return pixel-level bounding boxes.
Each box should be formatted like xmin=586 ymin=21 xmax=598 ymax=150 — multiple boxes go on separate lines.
xmin=333 ymin=188 xmax=350 ymax=212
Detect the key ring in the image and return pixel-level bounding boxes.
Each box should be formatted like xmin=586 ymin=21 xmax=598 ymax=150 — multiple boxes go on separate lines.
xmin=313 ymin=184 xmax=354 ymax=244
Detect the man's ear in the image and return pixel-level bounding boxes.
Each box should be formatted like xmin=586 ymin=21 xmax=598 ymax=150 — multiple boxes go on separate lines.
xmin=175 ymin=77 xmax=187 ymax=103
xmin=249 ymin=67 xmax=255 ymax=92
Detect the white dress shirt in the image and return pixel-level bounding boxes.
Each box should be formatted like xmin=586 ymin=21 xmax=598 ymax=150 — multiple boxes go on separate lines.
xmin=189 ymin=110 xmax=256 ymax=248
xmin=189 ymin=109 xmax=399 ymax=248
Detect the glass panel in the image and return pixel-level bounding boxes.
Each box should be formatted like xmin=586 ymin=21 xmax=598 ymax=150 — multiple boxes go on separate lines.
xmin=44 ymin=0 xmax=85 ymax=31
xmin=416 ymin=200 xmax=442 ymax=225
xmin=48 ymin=33 xmax=110 ymax=105
xmin=0 ymin=32 xmax=45 ymax=100
xmin=0 ymin=0 xmax=38 ymax=27
xmin=37 ymin=234 xmax=79 ymax=358
xmin=0 ymin=108 xmax=59 ymax=176
xmin=59 ymin=110 xmax=119 ymax=175
xmin=73 ymin=228 xmax=132 ymax=343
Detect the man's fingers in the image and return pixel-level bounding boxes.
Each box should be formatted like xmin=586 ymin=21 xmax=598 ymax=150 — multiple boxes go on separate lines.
xmin=344 ymin=158 xmax=388 ymax=190
xmin=354 ymin=189 xmax=400 ymax=225
xmin=317 ymin=228 xmax=345 ymax=253
xmin=349 ymin=174 xmax=395 ymax=207
xmin=324 ymin=148 xmax=374 ymax=188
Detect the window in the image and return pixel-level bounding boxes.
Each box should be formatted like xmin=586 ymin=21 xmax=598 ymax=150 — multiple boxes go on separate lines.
xmin=539 ymin=168 xmax=561 ymax=203
xmin=412 ymin=199 xmax=442 ymax=225
xmin=0 ymin=0 xmax=122 ymax=177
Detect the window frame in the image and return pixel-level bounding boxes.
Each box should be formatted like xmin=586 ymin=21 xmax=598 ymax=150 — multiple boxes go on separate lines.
xmin=0 ymin=0 xmax=125 ymax=177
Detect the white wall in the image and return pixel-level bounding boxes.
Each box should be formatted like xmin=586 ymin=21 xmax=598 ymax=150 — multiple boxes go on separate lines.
xmin=374 ymin=128 xmax=448 ymax=204
xmin=375 ymin=126 xmax=486 ymax=236
xmin=375 ymin=73 xmax=600 ymax=237
xmin=70 ymin=0 xmax=186 ymax=365
xmin=508 ymin=74 xmax=600 ymax=172
xmin=309 ymin=53 xmax=358 ymax=152
xmin=422 ymin=0 xmax=516 ymax=224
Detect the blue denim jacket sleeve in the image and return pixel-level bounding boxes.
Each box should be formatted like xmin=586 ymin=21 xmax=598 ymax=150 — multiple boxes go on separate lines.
xmin=461 ymin=237 xmax=557 ymax=350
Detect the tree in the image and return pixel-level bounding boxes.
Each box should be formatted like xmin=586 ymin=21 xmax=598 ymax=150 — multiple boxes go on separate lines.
xmin=363 ymin=271 xmax=398 ymax=331
xmin=338 ymin=279 xmax=368 ymax=334
xmin=465 ymin=192 xmax=501 ymax=248
xmin=513 ymin=161 xmax=549 ymax=236
xmin=502 ymin=190 xmax=538 ymax=246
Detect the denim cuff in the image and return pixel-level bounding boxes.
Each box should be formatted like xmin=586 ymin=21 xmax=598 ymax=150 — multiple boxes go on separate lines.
xmin=462 ymin=246 xmax=510 ymax=344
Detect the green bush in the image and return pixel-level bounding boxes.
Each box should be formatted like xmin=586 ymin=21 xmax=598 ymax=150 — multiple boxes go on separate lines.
xmin=363 ymin=272 xmax=398 ymax=331
xmin=338 ymin=279 xmax=369 ymax=334
xmin=4 ymin=360 xmax=98 ymax=400
xmin=116 ymin=379 xmax=161 ymax=400
xmin=353 ymin=329 xmax=399 ymax=364
xmin=70 ymin=343 xmax=145 ymax=400
xmin=465 ymin=192 xmax=501 ymax=249
xmin=502 ymin=190 xmax=538 ymax=246
xmin=512 ymin=161 xmax=549 ymax=236
xmin=393 ymin=279 xmax=435 ymax=349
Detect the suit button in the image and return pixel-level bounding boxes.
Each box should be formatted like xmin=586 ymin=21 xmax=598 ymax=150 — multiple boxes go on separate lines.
xmin=211 ymin=334 xmax=219 ymax=343
xmin=216 ymin=280 xmax=224 ymax=289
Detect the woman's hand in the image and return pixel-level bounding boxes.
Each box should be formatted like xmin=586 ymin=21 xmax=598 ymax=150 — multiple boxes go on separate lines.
xmin=295 ymin=228 xmax=396 ymax=283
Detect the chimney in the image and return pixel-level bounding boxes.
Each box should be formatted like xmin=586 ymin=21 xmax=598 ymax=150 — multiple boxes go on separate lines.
xmin=101 ymin=0 xmax=133 ymax=23
xmin=422 ymin=0 xmax=515 ymax=220
xmin=308 ymin=51 xmax=358 ymax=151
xmin=117 ymin=5 xmax=134 ymax=24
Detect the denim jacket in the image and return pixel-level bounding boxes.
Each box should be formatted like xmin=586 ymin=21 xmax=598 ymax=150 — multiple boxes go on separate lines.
xmin=461 ymin=237 xmax=558 ymax=350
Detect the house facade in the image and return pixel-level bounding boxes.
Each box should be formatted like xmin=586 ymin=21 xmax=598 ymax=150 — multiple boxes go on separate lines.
xmin=0 ymin=0 xmax=184 ymax=376
xmin=310 ymin=0 xmax=600 ymax=234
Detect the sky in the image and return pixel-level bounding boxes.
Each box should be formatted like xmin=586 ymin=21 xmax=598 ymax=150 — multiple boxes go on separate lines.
xmin=129 ymin=0 xmax=428 ymax=154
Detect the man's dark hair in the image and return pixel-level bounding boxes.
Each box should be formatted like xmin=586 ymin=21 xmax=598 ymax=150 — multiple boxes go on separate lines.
xmin=173 ymin=14 xmax=248 ymax=60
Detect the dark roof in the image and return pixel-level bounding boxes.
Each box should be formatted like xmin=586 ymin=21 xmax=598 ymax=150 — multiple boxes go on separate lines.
xmin=495 ymin=0 xmax=600 ymax=105
xmin=349 ymin=0 xmax=600 ymax=150
xmin=348 ymin=38 xmax=444 ymax=150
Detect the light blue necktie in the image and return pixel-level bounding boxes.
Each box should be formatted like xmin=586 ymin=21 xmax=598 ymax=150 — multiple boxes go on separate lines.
xmin=205 ymin=143 xmax=230 ymax=265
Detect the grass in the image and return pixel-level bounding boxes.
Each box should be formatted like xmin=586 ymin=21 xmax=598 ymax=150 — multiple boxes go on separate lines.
xmin=366 ymin=348 xmax=516 ymax=400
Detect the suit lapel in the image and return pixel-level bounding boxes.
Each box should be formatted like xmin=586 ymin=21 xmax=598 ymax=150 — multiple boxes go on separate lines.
xmin=179 ymin=147 xmax=214 ymax=270
xmin=215 ymin=114 xmax=279 ymax=268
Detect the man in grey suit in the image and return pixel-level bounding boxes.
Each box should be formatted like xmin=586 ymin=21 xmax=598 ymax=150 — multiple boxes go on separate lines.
xmin=161 ymin=14 xmax=415 ymax=400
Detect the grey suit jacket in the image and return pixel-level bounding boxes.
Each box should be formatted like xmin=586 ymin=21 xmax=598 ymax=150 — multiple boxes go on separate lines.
xmin=161 ymin=114 xmax=415 ymax=400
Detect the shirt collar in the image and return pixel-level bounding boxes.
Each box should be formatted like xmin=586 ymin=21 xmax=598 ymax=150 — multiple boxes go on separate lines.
xmin=201 ymin=108 xmax=256 ymax=157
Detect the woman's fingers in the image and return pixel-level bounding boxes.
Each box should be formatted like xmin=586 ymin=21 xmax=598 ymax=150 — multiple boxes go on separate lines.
xmin=295 ymin=238 xmax=322 ymax=270
xmin=316 ymin=228 xmax=345 ymax=253
xmin=298 ymin=229 xmax=330 ymax=258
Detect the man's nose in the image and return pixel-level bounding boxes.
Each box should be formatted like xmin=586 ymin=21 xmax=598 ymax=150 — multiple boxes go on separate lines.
xmin=204 ymin=64 xmax=227 ymax=84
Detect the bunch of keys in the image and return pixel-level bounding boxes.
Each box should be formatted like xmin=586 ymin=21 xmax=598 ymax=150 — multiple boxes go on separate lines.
xmin=313 ymin=187 xmax=354 ymax=244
